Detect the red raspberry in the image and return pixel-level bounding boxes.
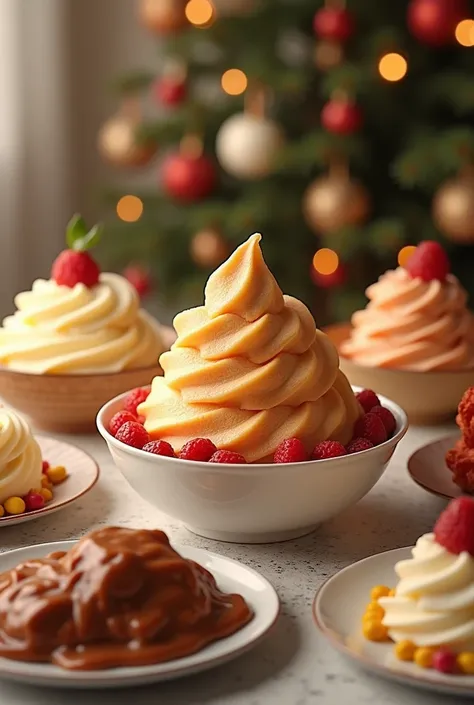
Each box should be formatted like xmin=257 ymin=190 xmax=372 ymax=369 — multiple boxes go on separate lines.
xmin=115 ymin=421 xmax=150 ymax=449
xmin=137 ymin=415 xmax=146 ymax=425
xmin=274 ymin=438 xmax=308 ymax=463
xmin=51 ymin=250 xmax=100 ymax=288
xmin=370 ymin=405 xmax=396 ymax=437
xmin=356 ymin=389 xmax=380 ymax=413
xmin=404 ymin=241 xmax=450 ymax=282
xmin=143 ymin=440 xmax=176 ymax=457
xmin=209 ymin=450 xmax=247 ymax=464
xmin=108 ymin=410 xmax=137 ymax=437
xmin=179 ymin=438 xmax=217 ymax=462
xmin=123 ymin=387 xmax=150 ymax=416
xmin=42 ymin=460 xmax=50 ymax=472
xmin=353 ymin=412 xmax=387 ymax=446
xmin=311 ymin=440 xmax=347 ymax=460
xmin=346 ymin=438 xmax=374 ymax=454
xmin=433 ymin=496 xmax=474 ymax=556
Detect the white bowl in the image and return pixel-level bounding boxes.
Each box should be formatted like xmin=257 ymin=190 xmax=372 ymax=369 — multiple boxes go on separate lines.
xmin=97 ymin=388 xmax=408 ymax=544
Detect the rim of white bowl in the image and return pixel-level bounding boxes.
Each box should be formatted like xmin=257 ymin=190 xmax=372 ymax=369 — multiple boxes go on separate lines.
xmin=96 ymin=386 xmax=408 ymax=470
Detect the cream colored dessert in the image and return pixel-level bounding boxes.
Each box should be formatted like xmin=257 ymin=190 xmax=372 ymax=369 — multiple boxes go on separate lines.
xmin=139 ymin=233 xmax=361 ymax=462
xmin=0 ymin=408 xmax=42 ymax=504
xmin=379 ymin=533 xmax=474 ymax=651
xmin=341 ymin=268 xmax=474 ymax=371
xmin=0 ymin=274 xmax=165 ymax=374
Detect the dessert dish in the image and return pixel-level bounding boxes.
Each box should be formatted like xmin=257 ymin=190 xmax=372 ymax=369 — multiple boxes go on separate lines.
xmin=0 ymin=215 xmax=172 ymax=432
xmin=330 ymin=241 xmax=474 ymax=424
xmin=363 ymin=497 xmax=474 ymax=675
xmin=0 ymin=407 xmax=68 ymax=518
xmin=446 ymin=387 xmax=474 ymax=493
xmin=0 ymin=526 xmax=253 ymax=670
xmin=138 ymin=233 xmax=362 ymax=462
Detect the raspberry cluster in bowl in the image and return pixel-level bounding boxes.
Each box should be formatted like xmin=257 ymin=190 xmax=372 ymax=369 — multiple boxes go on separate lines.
xmin=108 ymin=387 xmax=396 ymax=464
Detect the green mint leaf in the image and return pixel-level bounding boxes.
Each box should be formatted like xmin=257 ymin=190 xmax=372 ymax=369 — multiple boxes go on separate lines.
xmin=78 ymin=223 xmax=103 ymax=251
xmin=66 ymin=214 xmax=88 ymax=248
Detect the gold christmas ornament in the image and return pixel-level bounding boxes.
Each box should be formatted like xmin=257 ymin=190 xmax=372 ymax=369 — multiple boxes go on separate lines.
xmin=314 ymin=40 xmax=344 ymax=71
xmin=139 ymin=0 xmax=187 ymax=34
xmin=303 ymin=171 xmax=371 ymax=233
xmin=97 ymin=114 xmax=156 ymax=168
xmin=191 ymin=228 xmax=229 ymax=267
xmin=432 ymin=172 xmax=474 ymax=243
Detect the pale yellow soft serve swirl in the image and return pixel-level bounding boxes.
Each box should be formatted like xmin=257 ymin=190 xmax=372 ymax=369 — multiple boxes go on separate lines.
xmin=140 ymin=233 xmax=361 ymax=462
xmin=379 ymin=533 xmax=474 ymax=651
xmin=0 ymin=408 xmax=42 ymax=504
xmin=341 ymin=268 xmax=474 ymax=371
xmin=0 ymin=274 xmax=165 ymax=374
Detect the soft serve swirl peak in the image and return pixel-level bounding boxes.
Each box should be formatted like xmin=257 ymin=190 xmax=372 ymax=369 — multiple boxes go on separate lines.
xmin=140 ymin=234 xmax=361 ymax=462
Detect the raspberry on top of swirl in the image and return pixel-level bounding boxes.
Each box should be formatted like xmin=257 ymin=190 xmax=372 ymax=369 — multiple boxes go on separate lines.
xmin=51 ymin=214 xmax=103 ymax=289
xmin=140 ymin=233 xmax=361 ymax=462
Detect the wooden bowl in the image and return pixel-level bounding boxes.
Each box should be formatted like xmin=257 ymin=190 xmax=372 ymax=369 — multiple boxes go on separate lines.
xmin=325 ymin=323 xmax=474 ymax=426
xmin=0 ymin=365 xmax=163 ymax=434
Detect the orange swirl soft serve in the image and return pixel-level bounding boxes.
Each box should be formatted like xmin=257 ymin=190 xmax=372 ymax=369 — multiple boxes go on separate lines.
xmin=139 ymin=233 xmax=361 ymax=462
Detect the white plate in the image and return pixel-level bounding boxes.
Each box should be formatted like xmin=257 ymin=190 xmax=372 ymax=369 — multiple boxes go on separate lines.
xmin=408 ymin=435 xmax=463 ymax=500
xmin=0 ymin=436 xmax=99 ymax=526
xmin=0 ymin=541 xmax=279 ymax=688
xmin=314 ymin=547 xmax=474 ymax=697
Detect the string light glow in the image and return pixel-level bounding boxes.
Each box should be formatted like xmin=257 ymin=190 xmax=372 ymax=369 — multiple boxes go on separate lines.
xmin=455 ymin=19 xmax=474 ymax=46
xmin=185 ymin=0 xmax=215 ymax=27
xmin=378 ymin=53 xmax=408 ymax=82
xmin=312 ymin=248 xmax=339 ymax=275
xmin=398 ymin=245 xmax=416 ymax=267
xmin=116 ymin=195 xmax=144 ymax=223
xmin=221 ymin=69 xmax=248 ymax=95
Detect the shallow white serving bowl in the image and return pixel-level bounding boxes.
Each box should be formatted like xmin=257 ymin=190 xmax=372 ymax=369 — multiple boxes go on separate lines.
xmin=97 ymin=388 xmax=408 ymax=544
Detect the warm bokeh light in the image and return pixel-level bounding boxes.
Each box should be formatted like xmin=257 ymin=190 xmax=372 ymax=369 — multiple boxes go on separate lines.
xmin=185 ymin=0 xmax=215 ymax=27
xmin=221 ymin=69 xmax=248 ymax=96
xmin=455 ymin=19 xmax=474 ymax=46
xmin=378 ymin=53 xmax=408 ymax=82
xmin=312 ymin=248 xmax=339 ymax=275
xmin=398 ymin=245 xmax=417 ymax=267
xmin=116 ymin=195 xmax=144 ymax=223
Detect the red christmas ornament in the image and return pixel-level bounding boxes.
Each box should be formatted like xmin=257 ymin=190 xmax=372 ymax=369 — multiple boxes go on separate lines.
xmin=154 ymin=76 xmax=187 ymax=107
xmin=311 ymin=263 xmax=347 ymax=288
xmin=321 ymin=99 xmax=362 ymax=135
xmin=161 ymin=153 xmax=216 ymax=202
xmin=313 ymin=6 xmax=355 ymax=42
xmin=123 ymin=264 xmax=152 ymax=298
xmin=407 ymin=0 xmax=468 ymax=46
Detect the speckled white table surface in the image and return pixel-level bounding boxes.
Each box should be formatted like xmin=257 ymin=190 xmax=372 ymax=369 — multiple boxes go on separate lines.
xmin=0 ymin=423 xmax=464 ymax=705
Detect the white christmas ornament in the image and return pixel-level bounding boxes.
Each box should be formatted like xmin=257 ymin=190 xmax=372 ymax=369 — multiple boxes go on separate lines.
xmin=216 ymin=113 xmax=283 ymax=180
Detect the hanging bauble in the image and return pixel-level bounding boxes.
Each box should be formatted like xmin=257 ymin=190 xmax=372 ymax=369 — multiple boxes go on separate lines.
xmin=123 ymin=264 xmax=152 ymax=298
xmin=97 ymin=114 xmax=156 ymax=168
xmin=313 ymin=6 xmax=355 ymax=43
xmin=190 ymin=228 xmax=229 ymax=268
xmin=139 ymin=0 xmax=187 ymax=34
xmin=314 ymin=40 xmax=344 ymax=71
xmin=212 ymin=0 xmax=257 ymax=15
xmin=321 ymin=97 xmax=363 ymax=135
xmin=407 ymin=0 xmax=467 ymax=46
xmin=303 ymin=171 xmax=371 ymax=233
xmin=161 ymin=136 xmax=216 ymax=202
xmin=432 ymin=172 xmax=474 ymax=242
xmin=216 ymin=113 xmax=283 ymax=180
xmin=311 ymin=262 xmax=347 ymax=288
xmin=153 ymin=75 xmax=187 ymax=107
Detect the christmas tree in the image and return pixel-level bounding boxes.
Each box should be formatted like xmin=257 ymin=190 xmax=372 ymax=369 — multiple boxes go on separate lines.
xmin=99 ymin=0 xmax=474 ymax=325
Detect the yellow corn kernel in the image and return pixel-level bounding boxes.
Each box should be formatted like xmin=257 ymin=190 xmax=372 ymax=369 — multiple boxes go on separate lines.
xmin=39 ymin=487 xmax=53 ymax=502
xmin=457 ymin=652 xmax=474 ymax=674
xmin=364 ymin=602 xmax=385 ymax=619
xmin=394 ymin=640 xmax=416 ymax=661
xmin=46 ymin=465 xmax=67 ymax=485
xmin=370 ymin=585 xmax=391 ymax=601
xmin=4 ymin=496 xmax=26 ymax=515
xmin=414 ymin=647 xmax=435 ymax=669
xmin=363 ymin=620 xmax=389 ymax=641
xmin=41 ymin=475 xmax=52 ymax=490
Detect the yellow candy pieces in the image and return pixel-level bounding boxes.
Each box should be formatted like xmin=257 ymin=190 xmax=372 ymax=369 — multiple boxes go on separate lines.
xmin=46 ymin=465 xmax=68 ymax=485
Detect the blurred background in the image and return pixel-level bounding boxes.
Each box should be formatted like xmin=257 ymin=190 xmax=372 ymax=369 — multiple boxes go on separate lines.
xmin=1 ymin=0 xmax=473 ymax=324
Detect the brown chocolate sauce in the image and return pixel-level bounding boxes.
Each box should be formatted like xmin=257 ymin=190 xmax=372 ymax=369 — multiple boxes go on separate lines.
xmin=0 ymin=527 xmax=253 ymax=670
